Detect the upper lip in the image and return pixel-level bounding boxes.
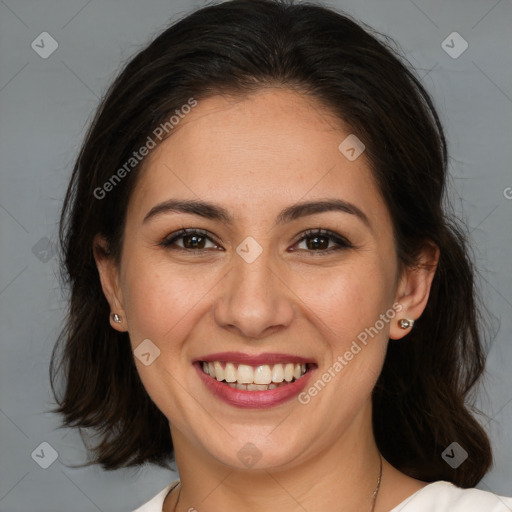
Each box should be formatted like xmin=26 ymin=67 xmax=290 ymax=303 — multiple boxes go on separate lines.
xmin=196 ymin=351 xmax=315 ymax=366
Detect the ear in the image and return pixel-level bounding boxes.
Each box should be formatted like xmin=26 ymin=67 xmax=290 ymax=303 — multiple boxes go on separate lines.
xmin=93 ymin=234 xmax=127 ymax=332
xmin=389 ymin=242 xmax=439 ymax=340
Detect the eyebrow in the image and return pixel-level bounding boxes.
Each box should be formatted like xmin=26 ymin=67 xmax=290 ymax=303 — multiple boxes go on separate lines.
xmin=143 ymin=198 xmax=370 ymax=228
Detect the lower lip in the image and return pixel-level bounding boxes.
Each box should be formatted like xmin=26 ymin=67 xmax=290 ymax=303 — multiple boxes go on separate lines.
xmin=194 ymin=363 xmax=314 ymax=409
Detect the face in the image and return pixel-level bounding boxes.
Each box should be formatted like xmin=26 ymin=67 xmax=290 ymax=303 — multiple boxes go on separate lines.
xmin=96 ymin=89 xmax=434 ymax=471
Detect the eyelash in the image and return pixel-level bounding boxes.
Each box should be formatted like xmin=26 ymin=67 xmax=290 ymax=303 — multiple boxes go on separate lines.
xmin=158 ymin=228 xmax=354 ymax=255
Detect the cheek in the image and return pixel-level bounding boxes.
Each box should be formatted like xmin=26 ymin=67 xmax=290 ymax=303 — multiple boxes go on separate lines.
xmin=120 ymin=254 xmax=217 ymax=346
xmin=293 ymin=258 xmax=395 ymax=348
xmin=118 ymin=256 xmax=210 ymax=418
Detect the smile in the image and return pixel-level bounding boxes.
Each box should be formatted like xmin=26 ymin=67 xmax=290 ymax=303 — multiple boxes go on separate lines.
xmin=195 ymin=353 xmax=316 ymax=408
xmin=202 ymin=361 xmax=308 ymax=391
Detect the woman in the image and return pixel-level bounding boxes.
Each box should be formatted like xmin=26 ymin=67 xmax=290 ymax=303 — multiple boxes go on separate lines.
xmin=50 ymin=0 xmax=512 ymax=511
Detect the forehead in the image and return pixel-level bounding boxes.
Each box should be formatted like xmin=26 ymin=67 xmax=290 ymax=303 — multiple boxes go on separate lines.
xmin=128 ymin=89 xmax=387 ymax=226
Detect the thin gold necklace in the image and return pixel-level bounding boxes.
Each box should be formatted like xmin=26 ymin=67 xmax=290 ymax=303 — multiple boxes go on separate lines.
xmin=172 ymin=454 xmax=383 ymax=512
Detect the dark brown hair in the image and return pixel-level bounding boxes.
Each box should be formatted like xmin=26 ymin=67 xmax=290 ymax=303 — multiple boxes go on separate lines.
xmin=50 ymin=0 xmax=492 ymax=485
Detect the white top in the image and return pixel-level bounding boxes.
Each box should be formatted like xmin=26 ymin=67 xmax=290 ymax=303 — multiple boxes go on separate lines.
xmin=132 ymin=480 xmax=512 ymax=512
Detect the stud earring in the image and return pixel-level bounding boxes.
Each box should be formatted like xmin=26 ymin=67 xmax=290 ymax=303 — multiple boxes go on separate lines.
xmin=112 ymin=313 xmax=121 ymax=323
xmin=398 ymin=318 xmax=414 ymax=329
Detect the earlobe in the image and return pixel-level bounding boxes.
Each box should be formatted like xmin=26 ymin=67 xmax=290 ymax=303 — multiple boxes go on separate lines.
xmin=93 ymin=234 xmax=127 ymax=332
xmin=390 ymin=242 xmax=439 ymax=340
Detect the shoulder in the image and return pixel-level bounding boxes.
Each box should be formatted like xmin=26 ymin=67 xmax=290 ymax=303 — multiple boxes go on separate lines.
xmin=390 ymin=481 xmax=512 ymax=512
xmin=132 ymin=480 xmax=179 ymax=512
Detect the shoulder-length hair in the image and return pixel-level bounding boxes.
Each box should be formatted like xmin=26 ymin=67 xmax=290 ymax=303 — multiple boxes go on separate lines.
xmin=50 ymin=0 xmax=492 ymax=486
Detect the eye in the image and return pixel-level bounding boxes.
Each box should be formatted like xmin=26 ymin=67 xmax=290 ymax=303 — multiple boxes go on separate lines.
xmin=158 ymin=228 xmax=353 ymax=254
xmin=292 ymin=229 xmax=353 ymax=254
xmin=159 ymin=228 xmax=222 ymax=251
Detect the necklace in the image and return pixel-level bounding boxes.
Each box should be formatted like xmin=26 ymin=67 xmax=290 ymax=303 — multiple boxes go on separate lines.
xmin=172 ymin=454 xmax=383 ymax=512
xmin=370 ymin=454 xmax=383 ymax=512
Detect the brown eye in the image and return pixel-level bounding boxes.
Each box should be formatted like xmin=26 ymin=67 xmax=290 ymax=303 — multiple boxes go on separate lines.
xmin=181 ymin=233 xmax=208 ymax=249
xmin=293 ymin=229 xmax=353 ymax=253
xmin=160 ymin=229 xmax=220 ymax=251
xmin=304 ymin=234 xmax=330 ymax=250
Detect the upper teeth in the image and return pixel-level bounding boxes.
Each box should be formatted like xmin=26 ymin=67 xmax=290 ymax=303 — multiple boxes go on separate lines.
xmin=203 ymin=362 xmax=307 ymax=384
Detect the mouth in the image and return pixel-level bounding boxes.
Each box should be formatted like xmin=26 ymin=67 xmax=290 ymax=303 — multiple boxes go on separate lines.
xmin=194 ymin=352 xmax=316 ymax=408
xmin=201 ymin=361 xmax=309 ymax=391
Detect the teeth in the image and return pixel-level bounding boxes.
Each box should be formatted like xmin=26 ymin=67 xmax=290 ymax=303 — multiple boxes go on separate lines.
xmin=247 ymin=384 xmax=269 ymax=391
xmin=226 ymin=382 xmax=288 ymax=391
xmin=202 ymin=361 xmax=309 ymax=387
xmin=237 ymin=364 xmax=254 ymax=384
xmin=271 ymin=364 xmax=284 ymax=382
xmin=284 ymin=363 xmax=294 ymax=382
xmin=214 ymin=361 xmax=225 ymax=381
xmin=224 ymin=362 xmax=237 ymax=382
xmin=254 ymin=365 xmax=272 ymax=385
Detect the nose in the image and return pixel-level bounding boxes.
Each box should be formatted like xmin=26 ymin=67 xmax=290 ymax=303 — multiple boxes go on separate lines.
xmin=213 ymin=249 xmax=294 ymax=339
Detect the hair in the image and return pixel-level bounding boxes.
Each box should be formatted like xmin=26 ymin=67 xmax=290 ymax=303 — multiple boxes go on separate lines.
xmin=50 ymin=0 xmax=492 ymax=485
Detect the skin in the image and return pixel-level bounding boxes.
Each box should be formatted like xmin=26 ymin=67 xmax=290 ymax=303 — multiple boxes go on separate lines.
xmin=94 ymin=89 xmax=439 ymax=512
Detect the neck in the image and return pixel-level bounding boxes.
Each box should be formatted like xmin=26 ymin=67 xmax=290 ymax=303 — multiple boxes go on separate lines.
xmin=166 ymin=406 xmax=385 ymax=512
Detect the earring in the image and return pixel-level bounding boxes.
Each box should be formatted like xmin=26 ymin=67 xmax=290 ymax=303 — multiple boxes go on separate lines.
xmin=112 ymin=313 xmax=121 ymax=323
xmin=398 ymin=318 xmax=414 ymax=329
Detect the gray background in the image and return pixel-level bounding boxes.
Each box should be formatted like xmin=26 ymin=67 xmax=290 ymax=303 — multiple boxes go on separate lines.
xmin=0 ymin=0 xmax=511 ymax=510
